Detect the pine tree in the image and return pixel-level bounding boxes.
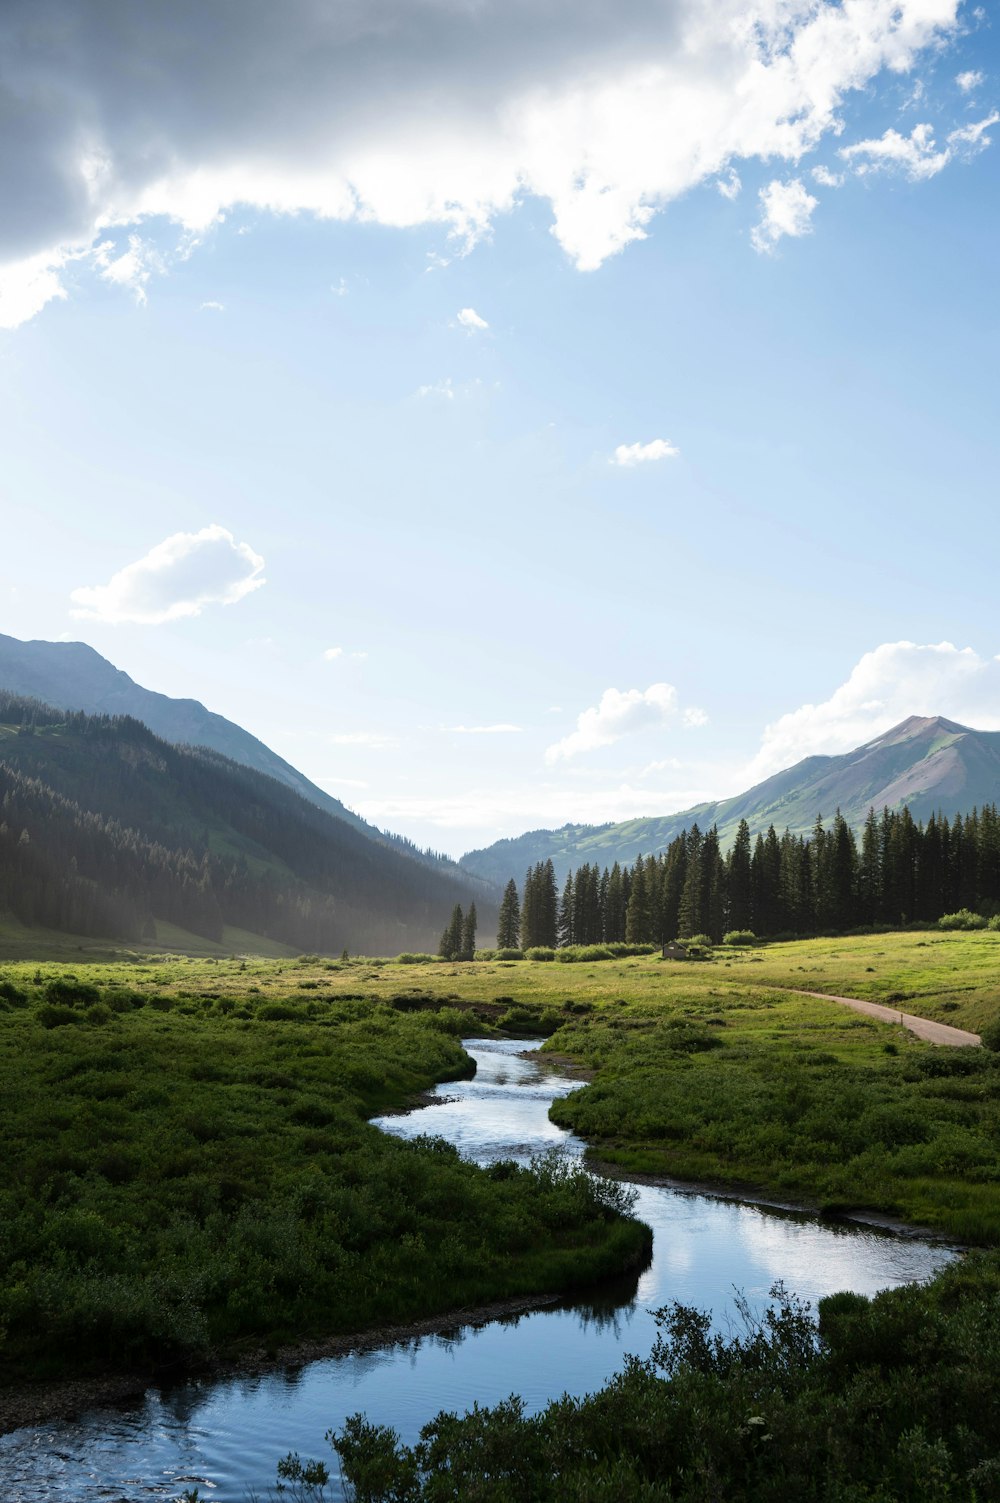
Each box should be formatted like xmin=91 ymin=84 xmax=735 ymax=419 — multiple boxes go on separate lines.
xmin=497 ymin=878 xmax=521 ymax=949
xmin=558 ymin=871 xmax=575 ymax=947
xmin=727 ymin=819 xmax=752 ymax=932
xmin=438 ymin=903 xmax=463 ymax=958
xmin=460 ymin=902 xmax=478 ymax=959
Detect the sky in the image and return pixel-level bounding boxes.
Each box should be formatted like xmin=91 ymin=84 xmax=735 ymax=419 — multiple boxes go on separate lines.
xmin=1 ymin=0 xmax=998 ymax=857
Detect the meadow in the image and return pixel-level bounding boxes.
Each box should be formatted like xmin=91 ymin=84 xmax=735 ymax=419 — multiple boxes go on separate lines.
xmin=3 ymin=926 xmax=999 ymax=1397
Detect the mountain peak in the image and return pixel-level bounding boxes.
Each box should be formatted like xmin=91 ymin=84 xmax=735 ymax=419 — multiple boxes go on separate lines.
xmin=866 ymin=714 xmax=969 ymax=749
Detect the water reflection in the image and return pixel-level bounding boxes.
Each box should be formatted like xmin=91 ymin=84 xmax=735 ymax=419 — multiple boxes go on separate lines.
xmin=0 ymin=1037 xmax=958 ymax=1503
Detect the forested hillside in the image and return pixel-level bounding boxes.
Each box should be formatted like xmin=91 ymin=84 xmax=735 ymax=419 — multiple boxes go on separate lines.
xmin=0 ymin=693 xmax=494 ymax=953
xmin=508 ymin=804 xmax=1000 ymax=947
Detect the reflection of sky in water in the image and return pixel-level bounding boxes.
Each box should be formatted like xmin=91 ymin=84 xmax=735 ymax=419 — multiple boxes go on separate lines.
xmin=0 ymin=1038 xmax=958 ymax=1503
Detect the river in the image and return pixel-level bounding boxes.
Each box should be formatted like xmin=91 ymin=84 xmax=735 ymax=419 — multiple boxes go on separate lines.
xmin=0 ymin=1037 xmax=957 ymax=1502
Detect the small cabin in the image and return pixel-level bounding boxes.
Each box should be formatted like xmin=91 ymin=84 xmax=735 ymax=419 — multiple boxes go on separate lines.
xmin=662 ymin=942 xmax=689 ymax=961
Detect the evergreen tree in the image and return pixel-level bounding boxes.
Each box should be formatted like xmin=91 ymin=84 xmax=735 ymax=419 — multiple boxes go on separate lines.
xmin=625 ymin=854 xmax=652 ymax=943
xmin=497 ymin=878 xmax=521 ymax=949
xmin=558 ymin=871 xmax=575 ymax=947
xmin=460 ymin=902 xmax=477 ymax=959
xmin=727 ymin=819 xmax=752 ymax=932
xmin=438 ymin=903 xmax=464 ymax=958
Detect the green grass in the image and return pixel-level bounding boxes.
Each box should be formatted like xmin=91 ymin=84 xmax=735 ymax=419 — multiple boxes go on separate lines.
xmin=0 ymin=968 xmax=649 ymax=1387
xmin=4 ymin=928 xmax=999 ymax=1390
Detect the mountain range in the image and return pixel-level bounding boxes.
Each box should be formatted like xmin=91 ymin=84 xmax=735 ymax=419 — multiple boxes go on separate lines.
xmin=459 ymin=715 xmax=1000 ymax=885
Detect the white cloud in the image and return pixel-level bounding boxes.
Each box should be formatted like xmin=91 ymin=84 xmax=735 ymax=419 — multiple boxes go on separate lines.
xmin=743 ymin=641 xmax=1000 ymax=784
xmin=0 ymin=249 xmax=71 ymax=329
xmin=456 ymin=306 xmax=489 ymax=331
xmin=612 ymin=438 xmax=679 ymax=466
xmin=0 ymin=0 xmax=965 ymax=320
xmin=956 ymin=69 xmax=984 ymax=92
xmin=416 ymin=378 xmax=455 ymax=400
xmin=200 ymin=299 xmax=225 ymax=311
xmin=324 ymin=646 xmax=367 ymax=662
xmin=69 ymin=524 xmax=265 ymax=625
xmin=716 ymin=168 xmax=742 ymax=200
xmin=682 ymin=707 xmax=709 ymax=728
xmin=840 ymin=121 xmax=950 ymax=178
xmin=840 ymin=114 xmax=998 ymax=180
xmin=93 ymin=234 xmax=165 ymax=304
xmin=444 ymin=723 xmax=522 ymax=735
xmin=811 ymin=165 xmax=844 ymax=187
xmin=546 ymin=682 xmax=705 ymax=764
xmin=751 ymin=178 xmax=818 ymax=253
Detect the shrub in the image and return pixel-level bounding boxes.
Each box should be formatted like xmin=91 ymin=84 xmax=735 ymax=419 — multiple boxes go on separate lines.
xmin=981 ymin=1021 xmax=1000 ymax=1052
xmin=686 ymin=933 xmax=714 ymax=949
xmin=44 ymin=977 xmax=101 ymax=1007
xmin=36 ymin=1003 xmax=85 ymax=1028
xmin=556 ymin=945 xmax=613 ymax=963
xmin=723 ymin=929 xmax=756 ymax=947
xmin=937 ymin=909 xmax=987 ymax=930
xmin=524 ymin=947 xmax=556 ymax=962
xmin=0 ymin=979 xmax=28 ymax=1006
xmin=396 ymin=953 xmax=436 ymax=965
xmin=494 ymin=949 xmax=524 ymax=961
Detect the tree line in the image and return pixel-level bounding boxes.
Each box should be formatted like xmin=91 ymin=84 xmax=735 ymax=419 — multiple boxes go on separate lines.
xmin=496 ymin=804 xmax=1000 ymax=947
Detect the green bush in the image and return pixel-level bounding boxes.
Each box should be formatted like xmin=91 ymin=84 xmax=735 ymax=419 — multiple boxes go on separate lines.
xmin=723 ymin=929 xmax=756 ymax=946
xmin=556 ymin=945 xmax=614 ymax=963
xmin=396 ymin=953 xmax=437 ymax=964
xmin=686 ymin=933 xmax=714 ymax=949
xmin=44 ymin=977 xmax=101 ymax=1007
xmin=494 ymin=949 xmax=524 ymax=961
xmin=525 ymin=947 xmax=556 ymax=962
xmin=937 ymin=908 xmax=987 ymax=930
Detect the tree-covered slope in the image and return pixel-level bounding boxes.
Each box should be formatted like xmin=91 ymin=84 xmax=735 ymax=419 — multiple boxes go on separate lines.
xmin=0 ymin=693 xmax=494 ymax=953
xmin=461 ymin=716 xmax=1000 ymax=884
xmin=0 ymin=632 xmax=464 ymax=879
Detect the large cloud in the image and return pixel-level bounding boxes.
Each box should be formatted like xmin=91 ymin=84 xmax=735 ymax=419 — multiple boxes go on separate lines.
xmin=70 ymin=524 xmax=265 ymax=624
xmin=0 ymin=0 xmax=967 ymax=324
xmin=744 ymin=641 xmax=1000 ymax=783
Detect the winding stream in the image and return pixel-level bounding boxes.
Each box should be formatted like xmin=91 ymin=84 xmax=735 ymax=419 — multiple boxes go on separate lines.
xmin=0 ymin=1038 xmax=957 ymax=1502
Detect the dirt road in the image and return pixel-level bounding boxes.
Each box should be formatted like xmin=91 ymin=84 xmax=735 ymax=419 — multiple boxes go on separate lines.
xmin=785 ymin=988 xmax=981 ymax=1047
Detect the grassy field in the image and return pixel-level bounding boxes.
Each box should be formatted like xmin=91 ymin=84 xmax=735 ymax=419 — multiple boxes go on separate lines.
xmin=3 ymin=927 xmax=999 ymax=1391
xmin=0 ymin=959 xmax=648 ymax=1389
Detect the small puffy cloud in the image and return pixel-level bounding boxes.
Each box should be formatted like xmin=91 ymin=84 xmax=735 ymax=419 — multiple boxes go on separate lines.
xmin=840 ymin=115 xmax=998 ymax=181
xmin=456 ymin=306 xmax=489 ymax=332
xmin=612 ymin=438 xmax=679 ymax=467
xmin=840 ymin=121 xmax=950 ymax=179
xmin=811 ymin=165 xmax=844 ymax=187
xmin=200 ymin=299 xmax=225 ymax=311
xmin=546 ymin=682 xmax=705 ymax=763
xmin=416 ymin=378 xmax=455 ymax=400
xmin=751 ymin=178 xmax=818 ymax=254
xmin=70 ymin=524 xmax=265 ymax=625
xmin=324 ymin=646 xmax=367 ymax=662
xmin=956 ymin=69 xmax=984 ymax=93
xmin=743 ymin=641 xmax=1000 ymax=784
xmin=716 ymin=168 xmax=742 ymax=200
xmin=948 ymin=112 xmax=1000 ymax=151
xmin=682 ymin=707 xmax=709 ymax=728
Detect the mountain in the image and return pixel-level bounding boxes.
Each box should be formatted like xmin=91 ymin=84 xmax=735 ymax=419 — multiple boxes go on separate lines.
xmin=460 ymin=716 xmax=1000 ymax=885
xmin=0 ymin=692 xmax=493 ymax=955
xmin=0 ymin=632 xmax=463 ymax=877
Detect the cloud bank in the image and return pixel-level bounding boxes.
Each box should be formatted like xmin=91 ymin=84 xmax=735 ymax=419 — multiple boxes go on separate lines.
xmin=744 ymin=641 xmax=1000 ymax=783
xmin=0 ymin=0 xmax=970 ymax=324
xmin=70 ymin=524 xmax=265 ymax=624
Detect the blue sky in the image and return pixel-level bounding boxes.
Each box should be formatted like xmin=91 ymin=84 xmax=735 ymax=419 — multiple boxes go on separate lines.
xmin=1 ymin=0 xmax=998 ymax=855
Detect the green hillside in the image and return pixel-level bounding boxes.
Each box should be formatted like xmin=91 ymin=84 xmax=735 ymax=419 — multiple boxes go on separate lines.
xmin=0 ymin=692 xmax=495 ymax=955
